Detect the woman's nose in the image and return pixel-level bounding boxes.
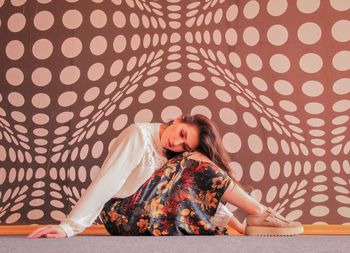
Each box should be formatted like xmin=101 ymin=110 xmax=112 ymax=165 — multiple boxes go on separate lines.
xmin=173 ymin=139 xmax=183 ymax=147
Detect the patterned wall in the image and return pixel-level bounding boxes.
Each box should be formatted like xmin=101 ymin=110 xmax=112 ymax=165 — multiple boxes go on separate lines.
xmin=0 ymin=0 xmax=349 ymax=226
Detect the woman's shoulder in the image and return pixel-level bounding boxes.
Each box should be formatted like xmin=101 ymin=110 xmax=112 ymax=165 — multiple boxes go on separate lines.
xmin=187 ymin=151 xmax=212 ymax=163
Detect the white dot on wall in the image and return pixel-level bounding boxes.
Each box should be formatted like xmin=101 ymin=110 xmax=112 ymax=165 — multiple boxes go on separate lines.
xmin=130 ymin=34 xmax=141 ymax=51
xmin=138 ymin=90 xmax=156 ymax=104
xmin=279 ymin=100 xmax=297 ymax=112
xmin=8 ymin=92 xmax=25 ymax=107
xmin=10 ymin=0 xmax=27 ymax=7
xmin=246 ymin=53 xmax=263 ymax=71
xmin=267 ymin=24 xmax=288 ymax=46
xmin=236 ymin=95 xmax=250 ymax=108
xmin=113 ymin=11 xmax=126 ymax=28
xmin=163 ymin=86 xmax=182 ymax=100
xmin=280 ymin=139 xmax=290 ymax=155
xmin=260 ymin=95 xmax=274 ymax=107
xmin=130 ymin=12 xmax=140 ymax=28
xmin=266 ymin=186 xmax=277 ymax=203
xmin=32 ymin=113 xmax=50 ymax=125
xmin=212 ymin=29 xmax=222 ymax=45
xmin=164 ymin=72 xmax=182 ymax=82
xmin=304 ymin=102 xmax=324 ymax=115
xmin=302 ymin=80 xmax=324 ymax=97
xmin=274 ymin=80 xmax=294 ymax=96
xmin=332 ymin=115 xmax=349 ymax=126
xmin=189 ymin=86 xmax=209 ymax=100
xmin=333 ymin=78 xmax=350 ymax=95
xmin=6 ymin=68 xmax=24 ymax=86
xmin=113 ymin=35 xmax=127 ymax=53
xmin=332 ymin=100 xmax=350 ymax=113
xmin=191 ymin=106 xmax=212 ymax=119
xmin=269 ymin=161 xmax=280 ymax=180
xmin=119 ymin=96 xmax=133 ymax=110
xmin=219 ymin=108 xmax=237 ymax=125
xmin=252 ymin=77 xmax=268 ymax=92
xmin=296 ymin=0 xmax=320 ymax=13
xmin=87 ymin=62 xmax=105 ymax=81
xmin=243 ymin=26 xmax=259 ymax=46
xmin=87 ymin=63 xmax=105 ymax=81
xmin=267 ymin=137 xmax=279 ymax=154
xmin=58 ymin=91 xmax=78 ymax=107
xmin=32 ymin=93 xmax=51 ymax=109
xmin=161 ymin=106 xmax=182 ymax=122
xmin=310 ymin=206 xmax=330 ymax=217
xmin=91 ymin=9 xmax=107 ymax=28
xmin=229 ymin=52 xmax=242 ymax=68
xmin=250 ymin=161 xmax=265 ymax=182
xmin=248 ymin=134 xmax=263 ymax=153
xmin=61 ymin=37 xmax=83 ymax=58
xmin=226 ymin=4 xmax=239 ymax=22
xmin=90 ymin=36 xmax=107 ymax=56
xmin=34 ymin=11 xmax=54 ymax=31
xmin=84 ymin=87 xmax=100 ymax=102
xmin=6 ymin=40 xmax=25 ymax=60
xmin=110 ymin=59 xmax=124 ymax=77
xmin=243 ymin=111 xmax=257 ymax=128
xmin=330 ymin=0 xmax=350 ymax=11
xmin=270 ymin=54 xmax=290 ymax=73
xmin=188 ymin=72 xmax=205 ymax=82
xmin=312 ymin=148 xmax=326 ymax=157
xmin=32 ymin=39 xmax=53 ymax=60
xmin=62 ymin=9 xmax=83 ymax=29
xmin=243 ymin=0 xmax=260 ymax=19
xmin=222 ymin=132 xmax=241 ymax=153
xmin=229 ymin=162 xmax=243 ymax=181
xmin=113 ymin=114 xmax=128 ymax=131
xmin=225 ymin=28 xmax=238 ymax=46
xmin=333 ymin=51 xmax=350 ymax=71
xmin=215 ymin=89 xmax=232 ymax=103
xmin=91 ymin=141 xmax=104 ymax=159
xmin=298 ymin=22 xmax=321 ymax=45
xmin=299 ymin=53 xmax=323 ymax=73
xmin=7 ymin=13 xmax=26 ymax=32
xmin=134 ymin=109 xmax=153 ymax=123
xmin=267 ymin=0 xmax=288 ymax=16
xmin=60 ymin=65 xmax=80 ymax=85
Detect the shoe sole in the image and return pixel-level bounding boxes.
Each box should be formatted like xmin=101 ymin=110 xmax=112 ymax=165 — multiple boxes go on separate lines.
xmin=245 ymin=225 xmax=304 ymax=236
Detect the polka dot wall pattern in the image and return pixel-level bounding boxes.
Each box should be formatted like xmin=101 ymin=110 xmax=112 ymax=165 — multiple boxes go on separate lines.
xmin=0 ymin=0 xmax=349 ymax=225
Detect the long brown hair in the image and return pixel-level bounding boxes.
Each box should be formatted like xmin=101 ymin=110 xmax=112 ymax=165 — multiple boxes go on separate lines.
xmin=165 ymin=114 xmax=237 ymax=182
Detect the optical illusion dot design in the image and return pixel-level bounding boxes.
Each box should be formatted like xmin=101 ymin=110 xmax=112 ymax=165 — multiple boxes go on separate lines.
xmin=0 ymin=0 xmax=349 ymax=225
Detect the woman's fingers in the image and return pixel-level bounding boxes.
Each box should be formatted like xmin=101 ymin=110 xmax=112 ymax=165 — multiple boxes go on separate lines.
xmin=27 ymin=225 xmax=66 ymax=239
xmin=46 ymin=233 xmax=64 ymax=238
xmin=27 ymin=226 xmax=48 ymax=238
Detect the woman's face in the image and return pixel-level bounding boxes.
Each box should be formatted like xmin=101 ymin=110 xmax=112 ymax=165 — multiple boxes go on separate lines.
xmin=160 ymin=120 xmax=200 ymax=153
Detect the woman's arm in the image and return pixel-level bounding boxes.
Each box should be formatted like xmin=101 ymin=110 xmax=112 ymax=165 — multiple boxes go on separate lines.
xmin=28 ymin=125 xmax=145 ymax=238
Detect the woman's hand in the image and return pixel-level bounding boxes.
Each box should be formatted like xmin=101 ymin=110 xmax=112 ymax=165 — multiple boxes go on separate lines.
xmin=27 ymin=225 xmax=67 ymax=239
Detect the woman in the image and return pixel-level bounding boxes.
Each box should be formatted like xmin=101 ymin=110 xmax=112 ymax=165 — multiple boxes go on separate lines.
xmin=28 ymin=115 xmax=241 ymax=238
xmin=27 ymin=115 xmax=302 ymax=238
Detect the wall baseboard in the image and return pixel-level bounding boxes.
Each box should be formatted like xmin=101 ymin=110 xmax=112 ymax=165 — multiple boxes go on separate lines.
xmin=1 ymin=225 xmax=350 ymax=236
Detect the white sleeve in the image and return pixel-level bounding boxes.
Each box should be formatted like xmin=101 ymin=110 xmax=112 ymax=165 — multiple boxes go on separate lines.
xmin=210 ymin=202 xmax=233 ymax=229
xmin=59 ymin=124 xmax=145 ymax=237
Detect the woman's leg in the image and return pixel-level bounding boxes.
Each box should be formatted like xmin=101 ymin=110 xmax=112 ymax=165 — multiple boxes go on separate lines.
xmin=222 ymin=182 xmax=266 ymax=215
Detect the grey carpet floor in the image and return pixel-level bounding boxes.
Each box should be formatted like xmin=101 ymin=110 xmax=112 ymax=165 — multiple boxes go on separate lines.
xmin=1 ymin=235 xmax=348 ymax=253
